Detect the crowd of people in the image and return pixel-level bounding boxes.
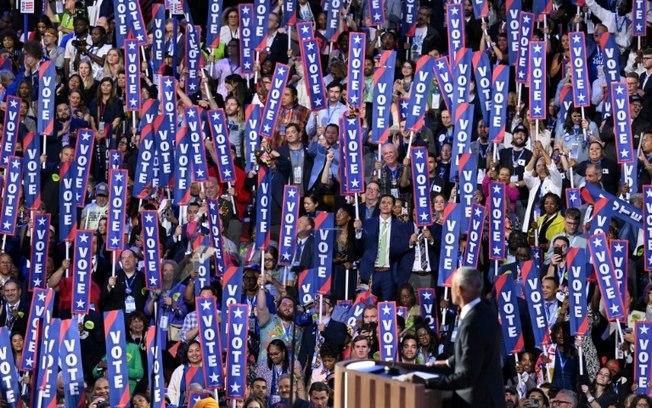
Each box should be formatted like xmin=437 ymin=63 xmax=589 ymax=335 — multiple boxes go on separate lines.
xmin=0 ymin=0 xmax=651 ymax=407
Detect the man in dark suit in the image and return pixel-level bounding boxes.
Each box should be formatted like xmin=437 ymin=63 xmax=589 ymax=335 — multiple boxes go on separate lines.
xmin=354 ymin=194 xmax=411 ymax=301
xmin=291 ymin=216 xmax=314 ymax=273
xmin=421 ymin=267 xmax=505 ymax=407
xmin=260 ymin=12 xmax=289 ymax=65
xmin=0 ymin=279 xmax=28 ymax=335
xmin=297 ymin=294 xmax=348 ymax=384
xmin=276 ymin=123 xmax=314 ymax=195
xmin=100 ymin=249 xmax=147 ymax=312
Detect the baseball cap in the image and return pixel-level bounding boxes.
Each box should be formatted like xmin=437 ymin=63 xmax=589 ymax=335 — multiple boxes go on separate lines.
xmin=95 ymin=182 xmax=108 ymax=196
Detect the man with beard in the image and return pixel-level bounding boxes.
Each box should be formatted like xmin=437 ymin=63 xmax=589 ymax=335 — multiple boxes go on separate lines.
xmin=462 ymin=0 xmax=484 ymax=51
xmin=277 ymin=123 xmax=313 ymax=196
xmin=274 ymin=87 xmax=311 ymax=147
xmin=410 ymin=6 xmax=443 ymax=61
xmin=256 ymin=274 xmax=302 ymax=363
xmin=63 ymin=15 xmax=92 ymax=79
xmin=44 ymin=103 xmax=85 ymax=164
xmin=497 ymin=124 xmax=533 ymax=221
xmin=305 ymin=81 xmax=347 ymax=138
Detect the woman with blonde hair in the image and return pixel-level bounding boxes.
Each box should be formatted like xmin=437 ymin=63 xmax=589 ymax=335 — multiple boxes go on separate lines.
xmin=102 ymin=48 xmax=124 ymax=81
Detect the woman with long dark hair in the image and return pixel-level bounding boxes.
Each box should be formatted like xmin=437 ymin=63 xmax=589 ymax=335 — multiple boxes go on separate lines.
xmin=255 ymin=339 xmax=305 ymax=406
xmin=167 ymin=341 xmax=205 ymax=407
xmin=579 ymin=366 xmax=618 ymax=408
xmin=332 ymin=204 xmax=359 ymax=301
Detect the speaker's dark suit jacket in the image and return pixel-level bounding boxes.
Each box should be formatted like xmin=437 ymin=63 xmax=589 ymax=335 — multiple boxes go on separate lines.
xmin=432 ymin=299 xmax=505 ymax=408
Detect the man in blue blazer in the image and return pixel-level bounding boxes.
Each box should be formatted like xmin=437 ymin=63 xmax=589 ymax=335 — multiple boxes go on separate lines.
xmin=353 ymin=194 xmax=411 ymax=301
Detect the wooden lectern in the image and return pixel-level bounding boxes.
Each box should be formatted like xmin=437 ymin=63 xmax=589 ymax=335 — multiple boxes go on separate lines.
xmin=334 ymin=360 xmax=442 ymax=408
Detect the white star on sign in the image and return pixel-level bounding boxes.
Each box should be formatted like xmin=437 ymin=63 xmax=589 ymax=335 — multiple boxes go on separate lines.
xmin=244 ymin=62 xmax=252 ymax=70
xmin=451 ymin=6 xmax=459 ymax=15
xmin=38 ymin=218 xmax=46 ymax=226
xmin=642 ymin=325 xmax=650 ymax=335
xmin=277 ymin=67 xmax=286 ymax=75
xmin=301 ymin=25 xmax=309 ymax=34
xmin=209 ymin=201 xmax=217 ymax=210
xmin=534 ymin=107 xmax=542 ymax=114
xmin=128 ymin=42 xmax=136 ymax=50
xmin=230 ymin=382 xmax=241 ymax=393
xmin=306 ymin=42 xmax=315 ymax=51
xmin=137 ymin=34 xmax=144 ymax=42
xmin=353 ymin=35 xmax=362 ymax=44
xmin=201 ymin=300 xmax=212 ymax=310
xmin=263 ymin=124 xmax=271 ymax=133
xmin=647 ymin=189 xmax=652 ymax=198
xmin=195 ymin=169 xmax=205 ymax=178
xmin=242 ymin=6 xmax=250 ymax=14
xmin=351 ymin=179 xmax=360 ymax=187
xmin=33 ymin=278 xmax=42 ymax=287
xmin=79 ymin=233 xmax=89 ymax=243
xmin=76 ymin=299 xmax=85 ymax=309
xmin=288 ymin=189 xmax=296 ymax=197
xmin=620 ymin=150 xmax=630 ymax=158
xmin=38 ymin=292 xmax=46 ymax=302
xmin=223 ymin=169 xmax=232 ymax=178
xmin=9 ymin=99 xmax=17 ymax=108
xmin=149 ymin=276 xmax=158 ymax=286
xmin=165 ymin=79 xmax=173 ymax=88
xmin=517 ymin=71 xmax=525 ymax=79
xmin=615 ymin=86 xmax=625 ymax=95
xmin=233 ymin=307 xmax=244 ymax=318
xmin=382 ymin=304 xmax=391 ymax=314
xmin=492 ymin=184 xmax=501 ymax=193
xmin=577 ymin=94 xmax=585 ymax=102
xmin=25 ymin=357 xmax=33 ymax=367
xmin=3 ymin=222 xmax=10 ymax=230
xmin=314 ymin=98 xmax=322 ymax=106
xmin=373 ymin=13 xmax=381 ymax=21
xmin=437 ymin=60 xmax=445 ymax=70
xmin=493 ymin=246 xmax=501 ymax=255
xmin=129 ymin=99 xmax=138 ymax=107
xmin=212 ymin=112 xmax=221 ymax=121
xmin=414 ymin=149 xmax=424 ymax=159
xmin=81 ymin=131 xmax=92 ymax=141
xmin=420 ymin=212 xmax=429 ymax=220
xmin=282 ymin=252 xmax=290 ymax=260
xmin=188 ymin=83 xmax=197 ymax=91
xmin=350 ymin=95 xmax=359 ymax=104
xmin=570 ymin=193 xmax=577 ymax=201
xmin=347 ymin=117 xmax=356 ymax=126
xmin=592 ymin=237 xmax=603 ymax=247
xmin=401 ymin=101 xmax=408 ymax=110
xmin=114 ymin=173 xmax=124 ymax=182
xmin=613 ymin=243 xmax=624 ymax=253
xmin=111 ymin=237 xmax=119 ymax=246
xmin=145 ymin=213 xmax=154 ymax=223
xmin=523 ymin=15 xmax=531 ymax=24
xmin=572 ymin=34 xmax=581 ymax=43
xmin=422 ymin=291 xmax=432 ymax=300
xmin=533 ymin=44 xmax=542 ymax=53
xmin=474 ymin=207 xmax=482 ymax=217
xmin=209 ymin=373 xmax=220 ymax=383
xmin=610 ymin=304 xmax=620 ymax=314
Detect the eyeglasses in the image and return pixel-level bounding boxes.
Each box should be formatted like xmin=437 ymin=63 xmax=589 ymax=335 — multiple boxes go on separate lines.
xmin=264 ymin=258 xmax=274 ymax=262
xmin=551 ymin=401 xmax=573 ymax=407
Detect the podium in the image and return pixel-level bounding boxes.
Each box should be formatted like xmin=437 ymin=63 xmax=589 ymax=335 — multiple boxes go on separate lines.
xmin=333 ymin=360 xmax=442 ymax=408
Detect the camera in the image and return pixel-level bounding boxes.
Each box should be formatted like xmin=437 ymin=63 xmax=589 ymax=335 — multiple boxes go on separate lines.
xmin=71 ymin=39 xmax=84 ymax=47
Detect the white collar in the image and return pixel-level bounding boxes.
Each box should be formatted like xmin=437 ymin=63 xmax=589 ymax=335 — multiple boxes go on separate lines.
xmin=459 ymin=297 xmax=481 ymax=320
